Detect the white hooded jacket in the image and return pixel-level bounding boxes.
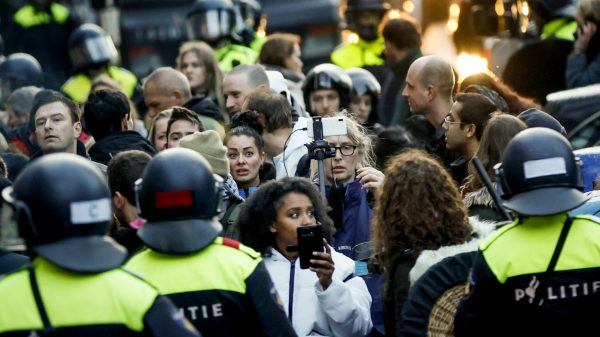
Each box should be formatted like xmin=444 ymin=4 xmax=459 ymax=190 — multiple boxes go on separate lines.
xmin=264 ymin=246 xmax=373 ymax=337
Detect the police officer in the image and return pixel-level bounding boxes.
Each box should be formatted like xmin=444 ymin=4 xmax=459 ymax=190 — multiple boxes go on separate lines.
xmin=62 ymin=23 xmax=138 ymax=104
xmin=302 ymin=63 xmax=352 ymax=117
xmin=232 ymin=0 xmax=265 ymax=52
xmin=530 ymin=0 xmax=578 ymax=40
xmin=455 ymin=128 xmax=600 ymax=337
xmin=187 ymin=0 xmax=257 ymax=72
xmin=331 ymin=0 xmax=389 ymax=81
xmin=0 ymin=153 xmax=200 ymax=337
xmin=0 ymin=53 xmax=43 ymax=107
xmin=4 ymin=0 xmax=78 ymax=89
xmin=126 ymin=148 xmax=298 ymax=337
xmin=346 ymin=67 xmax=381 ymax=129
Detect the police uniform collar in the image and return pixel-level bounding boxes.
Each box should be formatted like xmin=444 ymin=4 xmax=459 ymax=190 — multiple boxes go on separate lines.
xmin=137 ymin=218 xmax=222 ymax=255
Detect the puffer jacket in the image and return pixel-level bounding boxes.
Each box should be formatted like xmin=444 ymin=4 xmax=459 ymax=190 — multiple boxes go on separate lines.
xmin=264 ymin=246 xmax=373 ymax=337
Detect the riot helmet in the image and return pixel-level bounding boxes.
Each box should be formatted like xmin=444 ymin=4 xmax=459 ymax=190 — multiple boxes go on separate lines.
xmin=232 ymin=0 xmax=262 ymax=45
xmin=0 ymin=154 xmax=126 ymax=272
xmin=303 ymin=63 xmax=352 ymax=116
xmin=345 ymin=0 xmax=390 ymax=41
xmin=135 ymin=148 xmax=224 ymax=254
xmin=346 ymin=67 xmax=380 ymax=124
xmin=68 ymin=24 xmax=118 ymax=71
xmin=530 ymin=0 xmax=576 ymax=20
xmin=494 ymin=127 xmax=588 ymax=216
xmin=187 ymin=0 xmax=235 ymax=48
xmin=0 ymin=53 xmax=43 ymax=104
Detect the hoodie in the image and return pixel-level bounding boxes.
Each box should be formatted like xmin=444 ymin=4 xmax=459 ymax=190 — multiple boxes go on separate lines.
xmin=88 ymin=130 xmax=157 ymax=165
xmin=184 ymin=96 xmax=226 ymax=123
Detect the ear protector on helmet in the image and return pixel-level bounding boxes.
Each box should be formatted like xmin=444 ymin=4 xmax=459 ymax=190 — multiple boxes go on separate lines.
xmin=493 ymin=162 xmax=509 ymax=199
xmin=0 ymin=187 xmax=36 ymax=251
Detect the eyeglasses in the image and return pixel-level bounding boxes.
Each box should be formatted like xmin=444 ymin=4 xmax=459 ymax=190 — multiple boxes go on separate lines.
xmin=331 ymin=144 xmax=357 ymax=156
xmin=443 ymin=116 xmax=465 ymax=126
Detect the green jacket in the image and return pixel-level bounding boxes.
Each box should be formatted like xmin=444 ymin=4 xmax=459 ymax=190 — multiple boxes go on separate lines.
xmin=456 ymin=214 xmax=600 ymax=337
xmin=331 ymin=36 xmax=385 ymax=69
xmin=62 ymin=66 xmax=138 ymax=103
xmin=0 ymin=257 xmax=198 ymax=337
xmin=216 ymin=43 xmax=258 ymax=72
xmin=126 ymin=237 xmax=297 ymax=337
xmin=541 ymin=17 xmax=577 ymax=41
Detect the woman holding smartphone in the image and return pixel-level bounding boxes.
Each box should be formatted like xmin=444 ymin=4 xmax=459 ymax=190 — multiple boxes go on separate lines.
xmin=237 ymin=177 xmax=372 ymax=337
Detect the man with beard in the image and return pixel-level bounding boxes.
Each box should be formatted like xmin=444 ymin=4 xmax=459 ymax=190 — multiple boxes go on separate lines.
xmin=331 ymin=0 xmax=389 ymax=85
xmin=378 ymin=16 xmax=423 ymax=127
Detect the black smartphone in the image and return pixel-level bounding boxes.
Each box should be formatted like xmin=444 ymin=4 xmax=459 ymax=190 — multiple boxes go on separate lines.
xmin=297 ymin=224 xmax=324 ymax=269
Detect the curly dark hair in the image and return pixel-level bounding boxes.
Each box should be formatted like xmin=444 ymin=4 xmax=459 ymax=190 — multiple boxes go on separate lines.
xmin=372 ymin=149 xmax=471 ymax=269
xmin=237 ymin=177 xmax=334 ymax=255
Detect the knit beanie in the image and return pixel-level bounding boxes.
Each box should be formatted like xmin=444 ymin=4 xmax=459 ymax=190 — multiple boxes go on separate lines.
xmin=518 ymin=108 xmax=567 ymax=137
xmin=179 ymin=130 xmax=229 ymax=177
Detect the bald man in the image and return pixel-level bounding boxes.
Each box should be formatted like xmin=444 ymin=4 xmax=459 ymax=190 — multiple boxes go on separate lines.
xmin=402 ymin=55 xmax=465 ymax=184
xmin=143 ymin=67 xmax=225 ymax=139
xmin=222 ymin=64 xmax=269 ymax=117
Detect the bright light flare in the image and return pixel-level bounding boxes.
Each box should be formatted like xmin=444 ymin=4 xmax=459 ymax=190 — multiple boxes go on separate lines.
xmin=447 ymin=2 xmax=461 ymax=33
xmin=447 ymin=19 xmax=459 ymax=32
xmin=455 ymin=53 xmax=489 ymax=80
xmin=402 ymin=0 xmax=415 ymax=13
xmin=347 ymin=32 xmax=359 ymax=44
xmin=521 ymin=1 xmax=529 ymax=16
xmin=387 ymin=9 xmax=402 ymax=19
xmin=495 ymin=0 xmax=505 ymax=16
xmin=449 ymin=3 xmax=461 ymax=17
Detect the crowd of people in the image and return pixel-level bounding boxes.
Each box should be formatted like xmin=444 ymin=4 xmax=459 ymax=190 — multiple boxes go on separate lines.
xmin=1 ymin=0 xmax=600 ymax=337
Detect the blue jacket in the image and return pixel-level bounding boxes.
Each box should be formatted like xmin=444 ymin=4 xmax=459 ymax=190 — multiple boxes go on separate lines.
xmin=327 ymin=179 xmax=373 ymax=258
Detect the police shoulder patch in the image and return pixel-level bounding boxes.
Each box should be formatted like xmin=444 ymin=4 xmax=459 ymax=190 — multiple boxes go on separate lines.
xmin=218 ymin=237 xmax=260 ymax=259
xmin=222 ymin=237 xmax=241 ymax=250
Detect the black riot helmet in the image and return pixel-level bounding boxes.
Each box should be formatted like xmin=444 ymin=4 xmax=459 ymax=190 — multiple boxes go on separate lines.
xmin=0 ymin=154 xmax=126 ymax=272
xmin=530 ymin=0 xmax=576 ymax=20
xmin=232 ymin=0 xmax=262 ymax=45
xmin=135 ymin=148 xmax=224 ymax=255
xmin=302 ymin=63 xmax=353 ymax=116
xmin=0 ymin=53 xmax=43 ymax=90
xmin=494 ymin=128 xmax=588 ymax=216
xmin=68 ymin=24 xmax=118 ymax=71
xmin=187 ymin=0 xmax=235 ymax=48
xmin=240 ymin=0 xmax=262 ymax=31
xmin=345 ymin=0 xmax=390 ymax=41
xmin=346 ymin=67 xmax=381 ymax=124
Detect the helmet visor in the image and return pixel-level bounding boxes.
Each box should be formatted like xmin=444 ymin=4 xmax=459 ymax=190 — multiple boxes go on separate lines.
xmin=0 ymin=187 xmax=26 ymax=251
xmin=69 ymin=35 xmax=118 ymax=68
xmin=187 ymin=9 xmax=232 ymax=42
xmin=134 ymin=178 xmax=143 ymax=217
xmin=315 ymin=73 xmax=334 ymax=89
xmin=241 ymin=4 xmax=258 ymax=30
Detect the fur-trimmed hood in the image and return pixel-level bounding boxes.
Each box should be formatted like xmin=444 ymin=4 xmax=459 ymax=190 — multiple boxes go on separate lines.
xmin=463 ymin=185 xmax=496 ymax=209
xmin=408 ymin=217 xmax=498 ymax=285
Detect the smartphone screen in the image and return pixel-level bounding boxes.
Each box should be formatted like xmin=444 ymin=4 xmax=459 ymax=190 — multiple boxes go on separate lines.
xmin=297 ymin=224 xmax=324 ymax=269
